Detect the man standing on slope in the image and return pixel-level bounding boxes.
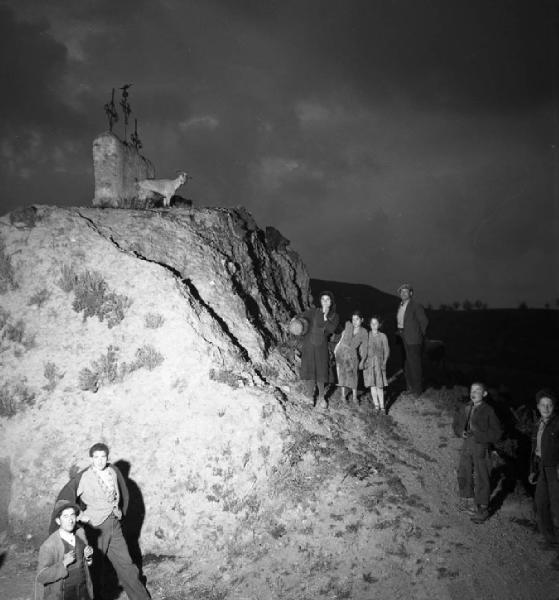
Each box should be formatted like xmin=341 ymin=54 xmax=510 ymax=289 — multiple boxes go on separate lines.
xmin=396 ymin=283 xmax=428 ymax=397
xmin=76 ymin=442 xmax=150 ymax=600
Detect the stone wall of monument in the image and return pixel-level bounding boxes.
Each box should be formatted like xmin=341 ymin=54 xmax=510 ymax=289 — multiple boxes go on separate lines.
xmin=92 ymin=132 xmax=155 ymax=207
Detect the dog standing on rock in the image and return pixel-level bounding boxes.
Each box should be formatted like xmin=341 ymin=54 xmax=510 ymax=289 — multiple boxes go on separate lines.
xmin=137 ymin=171 xmax=190 ymax=207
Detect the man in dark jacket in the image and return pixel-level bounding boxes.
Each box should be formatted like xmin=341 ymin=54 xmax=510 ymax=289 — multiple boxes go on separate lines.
xmin=529 ymin=389 xmax=559 ymax=557
xmin=396 ymin=283 xmax=428 ymax=396
xmin=453 ymin=382 xmax=502 ymax=523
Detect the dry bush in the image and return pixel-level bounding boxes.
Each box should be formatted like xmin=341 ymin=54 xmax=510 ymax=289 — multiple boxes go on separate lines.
xmin=58 ymin=266 xmax=132 ymax=328
xmin=28 ymin=288 xmax=51 ymax=308
xmin=0 ymin=307 xmax=9 ymax=328
xmin=0 ymin=379 xmax=36 ymax=417
xmin=0 ymin=239 xmax=17 ymax=293
xmin=79 ymin=344 xmax=164 ymax=392
xmin=131 ymin=344 xmax=164 ymax=371
xmin=79 ymin=345 xmax=120 ymax=392
xmin=43 ymin=361 xmax=64 ymax=392
xmin=58 ymin=264 xmax=77 ymax=293
xmin=1 ymin=316 xmax=35 ymax=352
xmin=144 ymin=312 xmax=165 ymax=329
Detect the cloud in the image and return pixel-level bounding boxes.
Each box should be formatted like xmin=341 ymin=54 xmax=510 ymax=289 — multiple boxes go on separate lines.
xmin=179 ymin=115 xmax=219 ymax=132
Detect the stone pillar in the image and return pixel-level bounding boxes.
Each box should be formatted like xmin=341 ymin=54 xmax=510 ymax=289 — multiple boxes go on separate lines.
xmin=92 ymin=132 xmax=155 ymax=207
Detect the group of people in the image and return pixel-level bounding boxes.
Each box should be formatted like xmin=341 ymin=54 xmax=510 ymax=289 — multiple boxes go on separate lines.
xmin=296 ymin=282 xmax=428 ymax=412
xmin=453 ymin=383 xmax=559 ymax=551
xmin=295 ymin=284 xmax=559 ymax=561
xmin=36 ymin=443 xmax=150 ymax=600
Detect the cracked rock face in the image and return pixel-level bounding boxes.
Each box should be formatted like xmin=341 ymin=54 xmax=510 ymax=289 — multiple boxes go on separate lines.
xmin=0 ymin=204 xmax=311 ymax=548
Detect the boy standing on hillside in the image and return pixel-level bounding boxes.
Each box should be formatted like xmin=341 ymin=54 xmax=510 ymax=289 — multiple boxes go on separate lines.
xmin=453 ymin=382 xmax=502 ymax=523
xmin=76 ymin=442 xmax=150 ymax=600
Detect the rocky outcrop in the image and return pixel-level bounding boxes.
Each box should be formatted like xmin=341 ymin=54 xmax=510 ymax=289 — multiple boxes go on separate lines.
xmin=0 ymin=204 xmax=311 ymax=547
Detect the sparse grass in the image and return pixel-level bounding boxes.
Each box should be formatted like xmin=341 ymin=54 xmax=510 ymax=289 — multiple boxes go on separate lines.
xmin=79 ymin=344 xmax=165 ymax=391
xmin=0 ymin=379 xmax=36 ymax=417
xmin=144 ymin=312 xmax=165 ymax=328
xmin=0 ymin=239 xmax=18 ymax=293
xmin=57 ymin=265 xmax=132 ymax=328
xmin=132 ymin=344 xmax=164 ymax=371
xmin=28 ymin=288 xmax=50 ymax=308
xmin=1 ymin=316 xmax=36 ymax=352
xmin=43 ymin=361 xmax=64 ymax=392
xmin=79 ymin=345 xmax=120 ymax=392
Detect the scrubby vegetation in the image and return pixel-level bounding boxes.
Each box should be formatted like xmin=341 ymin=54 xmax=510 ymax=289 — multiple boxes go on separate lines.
xmin=43 ymin=361 xmax=64 ymax=392
xmin=79 ymin=344 xmax=165 ymax=392
xmin=57 ymin=265 xmax=132 ymax=328
xmin=144 ymin=312 xmax=165 ymax=329
xmin=0 ymin=308 xmax=36 ymax=353
xmin=0 ymin=378 xmax=36 ymax=417
xmin=0 ymin=239 xmax=18 ymax=293
xmin=28 ymin=288 xmax=51 ymax=308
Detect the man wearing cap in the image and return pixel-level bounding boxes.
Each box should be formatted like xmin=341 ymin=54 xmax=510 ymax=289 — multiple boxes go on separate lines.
xmin=396 ymin=283 xmax=428 ymax=397
xmin=36 ymin=500 xmax=94 ymax=600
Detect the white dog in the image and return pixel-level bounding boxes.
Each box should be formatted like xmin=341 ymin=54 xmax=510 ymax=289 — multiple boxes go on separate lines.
xmin=137 ymin=171 xmax=190 ymax=207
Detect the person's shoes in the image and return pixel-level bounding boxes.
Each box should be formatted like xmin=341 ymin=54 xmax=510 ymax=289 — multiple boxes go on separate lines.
xmin=471 ymin=505 xmax=490 ymax=523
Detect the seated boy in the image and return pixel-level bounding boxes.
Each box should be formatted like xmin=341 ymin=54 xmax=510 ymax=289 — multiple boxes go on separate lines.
xmin=453 ymin=382 xmax=502 ymax=523
xmin=35 ymin=500 xmax=94 ymax=600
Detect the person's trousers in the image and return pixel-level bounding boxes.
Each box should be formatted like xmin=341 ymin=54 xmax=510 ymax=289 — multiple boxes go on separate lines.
xmin=403 ymin=342 xmax=423 ymax=395
xmin=90 ymin=515 xmax=150 ymax=600
xmin=535 ymin=465 xmax=559 ymax=543
xmin=457 ymin=438 xmax=491 ymax=506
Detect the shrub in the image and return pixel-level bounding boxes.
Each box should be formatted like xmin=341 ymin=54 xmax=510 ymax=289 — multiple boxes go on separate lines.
xmin=0 ymin=379 xmax=36 ymax=417
xmin=132 ymin=344 xmax=164 ymax=371
xmin=0 ymin=307 xmax=9 ymax=329
xmin=79 ymin=345 xmax=120 ymax=392
xmin=1 ymin=317 xmax=35 ymax=351
xmin=43 ymin=361 xmax=64 ymax=392
xmin=58 ymin=264 xmax=77 ymax=293
xmin=144 ymin=312 xmax=165 ymax=329
xmin=58 ymin=266 xmax=132 ymax=328
xmin=79 ymin=344 xmax=164 ymax=392
xmin=29 ymin=288 xmax=51 ymax=308
xmin=0 ymin=239 xmax=17 ymax=293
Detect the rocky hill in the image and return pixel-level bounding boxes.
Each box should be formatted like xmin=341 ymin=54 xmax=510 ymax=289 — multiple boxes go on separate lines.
xmin=1 ymin=205 xmax=558 ymax=600
xmin=0 ymin=204 xmax=311 ymax=540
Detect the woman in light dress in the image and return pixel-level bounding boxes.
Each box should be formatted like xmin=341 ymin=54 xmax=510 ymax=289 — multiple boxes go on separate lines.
xmin=363 ymin=316 xmax=390 ymax=412
xmin=334 ymin=310 xmax=368 ymax=404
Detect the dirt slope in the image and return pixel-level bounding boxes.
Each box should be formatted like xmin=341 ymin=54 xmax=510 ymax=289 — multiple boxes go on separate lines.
xmin=2 ymin=387 xmax=557 ymax=600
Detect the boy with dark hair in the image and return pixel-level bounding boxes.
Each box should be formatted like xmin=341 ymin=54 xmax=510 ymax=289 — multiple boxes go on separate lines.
xmin=453 ymin=382 xmax=502 ymax=523
xmin=36 ymin=500 xmax=94 ymax=600
xmin=77 ymin=442 xmax=150 ymax=600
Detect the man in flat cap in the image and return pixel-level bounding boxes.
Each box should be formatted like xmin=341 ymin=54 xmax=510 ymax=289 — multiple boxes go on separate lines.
xmin=36 ymin=499 xmax=94 ymax=600
xmin=396 ymin=283 xmax=428 ymax=397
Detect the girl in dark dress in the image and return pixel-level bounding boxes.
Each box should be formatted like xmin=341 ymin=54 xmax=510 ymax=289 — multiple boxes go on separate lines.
xmin=299 ymin=291 xmax=339 ymax=408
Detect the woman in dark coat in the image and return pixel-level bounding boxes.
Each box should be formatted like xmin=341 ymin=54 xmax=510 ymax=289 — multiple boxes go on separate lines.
xmin=299 ymin=290 xmax=339 ymax=408
xmin=529 ymin=389 xmax=559 ymax=554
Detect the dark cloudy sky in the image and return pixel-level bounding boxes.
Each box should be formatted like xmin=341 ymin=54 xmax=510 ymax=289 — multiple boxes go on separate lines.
xmin=1 ymin=0 xmax=557 ymax=308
